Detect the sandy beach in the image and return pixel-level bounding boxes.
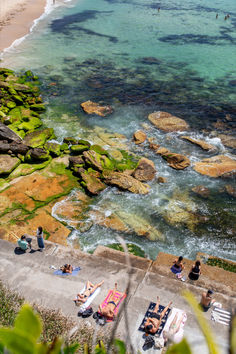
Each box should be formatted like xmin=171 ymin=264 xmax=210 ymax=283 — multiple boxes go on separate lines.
xmin=0 ymin=0 xmax=47 ymax=52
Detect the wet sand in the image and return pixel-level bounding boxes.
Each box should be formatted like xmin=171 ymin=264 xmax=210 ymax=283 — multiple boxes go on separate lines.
xmin=0 ymin=0 xmax=47 ymax=53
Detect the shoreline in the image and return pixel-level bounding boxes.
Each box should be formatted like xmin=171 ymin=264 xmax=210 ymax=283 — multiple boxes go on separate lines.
xmin=0 ymin=0 xmax=48 ymax=53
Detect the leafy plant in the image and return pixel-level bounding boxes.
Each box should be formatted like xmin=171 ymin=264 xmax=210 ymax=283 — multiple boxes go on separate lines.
xmin=206 ymin=258 xmax=236 ymax=273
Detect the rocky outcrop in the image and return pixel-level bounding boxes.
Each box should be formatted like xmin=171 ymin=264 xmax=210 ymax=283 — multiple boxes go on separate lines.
xmin=181 ymin=136 xmax=216 ymax=151
xmin=0 ymin=155 xmax=20 ymax=175
xmin=103 ymin=170 xmax=150 ymax=194
xmin=157 ymin=176 xmax=167 ymax=183
xmin=148 ymin=111 xmax=189 ymax=132
xmin=132 ymin=157 xmax=156 ymax=181
xmin=156 ymin=147 xmax=190 ymax=170
xmin=0 ymin=123 xmax=21 ymax=143
xmin=0 ymin=141 xmax=29 ymax=155
xmin=218 ymin=134 xmax=236 ymax=149
xmin=25 ymin=148 xmax=50 ymax=162
xmin=23 ymin=128 xmax=55 ymax=148
xmin=193 ymin=155 xmax=236 ymax=178
xmin=81 ymin=100 xmax=113 ymax=117
xmin=79 ymin=168 xmax=107 ymax=195
xmin=133 ymin=130 xmax=147 ymax=144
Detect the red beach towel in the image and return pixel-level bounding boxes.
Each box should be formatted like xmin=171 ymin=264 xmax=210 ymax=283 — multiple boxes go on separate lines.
xmin=99 ymin=289 xmax=126 ymax=322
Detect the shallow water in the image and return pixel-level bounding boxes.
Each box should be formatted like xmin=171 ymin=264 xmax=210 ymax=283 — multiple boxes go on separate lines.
xmin=1 ymin=0 xmax=236 ymax=260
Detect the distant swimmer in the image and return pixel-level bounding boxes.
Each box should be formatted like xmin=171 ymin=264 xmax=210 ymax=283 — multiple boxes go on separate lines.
xmin=224 ymin=15 xmax=227 ymax=20
xmin=227 ymin=14 xmax=230 ymax=18
xmin=216 ymin=13 xmax=218 ymax=19
xmin=158 ymin=7 xmax=160 ymax=12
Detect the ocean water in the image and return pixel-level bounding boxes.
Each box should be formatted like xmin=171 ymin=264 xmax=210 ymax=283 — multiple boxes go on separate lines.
xmin=1 ymin=0 xmax=236 ymax=260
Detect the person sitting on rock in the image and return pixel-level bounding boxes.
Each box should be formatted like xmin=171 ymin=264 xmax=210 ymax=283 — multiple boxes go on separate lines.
xmin=17 ymin=235 xmax=32 ymax=251
xmin=144 ymin=297 xmax=172 ymax=334
xmin=188 ymin=260 xmax=201 ymax=281
xmin=170 ymin=256 xmax=185 ymax=274
xmin=74 ymin=280 xmax=104 ymax=303
xmin=98 ymin=283 xmax=125 ymax=320
xmin=60 ymin=264 xmax=73 ymax=273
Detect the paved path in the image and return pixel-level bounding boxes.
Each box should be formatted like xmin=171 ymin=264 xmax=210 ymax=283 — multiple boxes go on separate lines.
xmin=0 ymin=238 xmax=233 ymax=353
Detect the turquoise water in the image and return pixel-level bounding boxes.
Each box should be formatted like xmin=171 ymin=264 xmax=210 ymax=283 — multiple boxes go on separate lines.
xmin=1 ymin=0 xmax=236 ymax=260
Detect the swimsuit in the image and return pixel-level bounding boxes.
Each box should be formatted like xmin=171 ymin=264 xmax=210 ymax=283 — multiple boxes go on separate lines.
xmin=108 ymin=301 xmax=116 ymax=306
xmin=150 ymin=312 xmax=160 ymax=320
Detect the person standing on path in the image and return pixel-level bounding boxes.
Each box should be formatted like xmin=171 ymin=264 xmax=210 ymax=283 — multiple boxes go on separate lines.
xmin=36 ymin=226 xmax=45 ymax=252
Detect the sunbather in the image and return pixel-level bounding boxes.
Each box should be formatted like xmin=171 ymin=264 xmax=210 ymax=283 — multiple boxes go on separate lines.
xmin=98 ymin=283 xmax=124 ymax=319
xmin=74 ymin=280 xmax=104 ymax=303
xmin=144 ymin=297 xmax=172 ymax=334
xmin=61 ymin=264 xmax=73 ymax=273
xmin=163 ymin=312 xmax=186 ymax=343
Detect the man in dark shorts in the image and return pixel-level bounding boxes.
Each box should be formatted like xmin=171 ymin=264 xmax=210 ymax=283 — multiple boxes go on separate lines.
xmin=200 ymin=290 xmax=215 ymax=312
xmin=144 ymin=297 xmax=172 ymax=334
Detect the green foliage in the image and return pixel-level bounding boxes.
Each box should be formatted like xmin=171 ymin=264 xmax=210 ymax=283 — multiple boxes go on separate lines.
xmin=0 ymin=281 xmax=24 ymax=327
xmin=107 ymin=243 xmax=146 ymax=258
xmin=206 ymin=258 xmax=236 ymax=273
xmin=166 ymin=338 xmax=191 ymax=354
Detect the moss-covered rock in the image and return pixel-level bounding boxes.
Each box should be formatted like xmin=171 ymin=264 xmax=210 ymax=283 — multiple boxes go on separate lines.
xmin=18 ymin=117 xmax=42 ymax=131
xmin=60 ymin=142 xmax=69 ymax=151
xmin=70 ymin=144 xmax=89 ymax=154
xmin=29 ymin=103 xmax=46 ymax=112
xmin=0 ymin=155 xmax=20 ymax=175
xmin=25 ymin=148 xmax=50 ymax=162
xmin=8 ymin=160 xmax=51 ymax=180
xmin=79 ymin=168 xmax=107 ymax=195
xmin=8 ymin=107 xmax=22 ymax=124
xmin=44 ymin=141 xmax=62 ymax=157
xmin=6 ymin=101 xmax=16 ymax=109
xmin=90 ymin=144 xmax=109 ymax=156
xmin=23 ymin=128 xmax=55 ymax=148
xmin=63 ymin=137 xmax=77 ymax=145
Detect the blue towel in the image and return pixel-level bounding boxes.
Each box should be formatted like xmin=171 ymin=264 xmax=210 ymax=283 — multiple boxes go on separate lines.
xmin=138 ymin=302 xmax=171 ymax=335
xmin=53 ymin=267 xmax=81 ymax=276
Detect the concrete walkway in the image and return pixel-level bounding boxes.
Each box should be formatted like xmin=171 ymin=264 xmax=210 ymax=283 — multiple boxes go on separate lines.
xmin=0 ymin=238 xmax=234 ymax=353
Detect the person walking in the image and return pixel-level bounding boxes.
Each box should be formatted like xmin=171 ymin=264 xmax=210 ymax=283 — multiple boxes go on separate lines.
xmin=36 ymin=226 xmax=45 ymax=252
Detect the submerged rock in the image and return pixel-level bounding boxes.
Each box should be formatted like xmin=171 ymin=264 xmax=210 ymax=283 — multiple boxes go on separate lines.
xmin=103 ymin=170 xmax=150 ymax=194
xmin=132 ymin=157 xmax=156 ymax=181
xmin=181 ymin=136 xmax=216 ymax=151
xmin=156 ymin=147 xmax=190 ymax=170
xmin=225 ymin=185 xmax=236 ymax=198
xmin=81 ymin=100 xmax=113 ymax=117
xmin=89 ymin=205 xmax=164 ymax=241
xmin=191 ymin=185 xmax=210 ymax=198
xmin=0 ymin=155 xmax=20 ymax=175
xmin=148 ymin=111 xmax=189 ymax=132
xmin=79 ymin=168 xmax=107 ymax=195
xmin=193 ymin=155 xmax=236 ymax=178
xmin=162 ymin=190 xmax=201 ymax=231
xmin=217 ymin=134 xmax=236 ymax=149
xmin=133 ymin=130 xmax=147 ymax=144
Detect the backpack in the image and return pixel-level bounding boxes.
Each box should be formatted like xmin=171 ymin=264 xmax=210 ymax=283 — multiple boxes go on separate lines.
xmin=142 ymin=335 xmax=155 ymax=350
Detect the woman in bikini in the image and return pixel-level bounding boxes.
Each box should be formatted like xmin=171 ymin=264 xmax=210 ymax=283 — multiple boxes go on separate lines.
xmin=61 ymin=264 xmax=73 ymax=274
xmin=98 ymin=283 xmax=125 ymax=319
xmin=144 ymin=296 xmax=172 ymax=334
xmin=74 ymin=280 xmax=104 ymax=304
xmin=170 ymin=256 xmax=185 ymax=275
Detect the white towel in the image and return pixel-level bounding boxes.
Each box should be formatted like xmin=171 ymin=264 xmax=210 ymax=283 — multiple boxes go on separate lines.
xmin=160 ymin=307 xmax=187 ymax=343
xmin=211 ymin=307 xmax=231 ymax=326
xmin=76 ymin=286 xmax=101 ymax=313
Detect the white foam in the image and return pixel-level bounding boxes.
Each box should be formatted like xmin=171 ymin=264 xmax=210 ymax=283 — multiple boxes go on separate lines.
xmin=0 ymin=0 xmax=75 ymax=56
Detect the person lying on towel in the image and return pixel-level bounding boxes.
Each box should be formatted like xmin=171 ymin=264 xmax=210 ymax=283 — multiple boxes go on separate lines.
xmin=144 ymin=297 xmax=172 ymax=334
xmin=74 ymin=280 xmax=104 ymax=304
xmin=98 ymin=283 xmax=125 ymax=319
xmin=60 ymin=264 xmax=73 ymax=273
xmin=163 ymin=312 xmax=186 ymax=344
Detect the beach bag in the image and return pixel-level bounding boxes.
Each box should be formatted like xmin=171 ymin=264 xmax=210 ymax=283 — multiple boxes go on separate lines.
xmin=154 ymin=336 xmax=165 ymax=349
xmin=142 ymin=335 xmax=155 ymax=350
xmin=81 ymin=306 xmax=93 ymax=318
